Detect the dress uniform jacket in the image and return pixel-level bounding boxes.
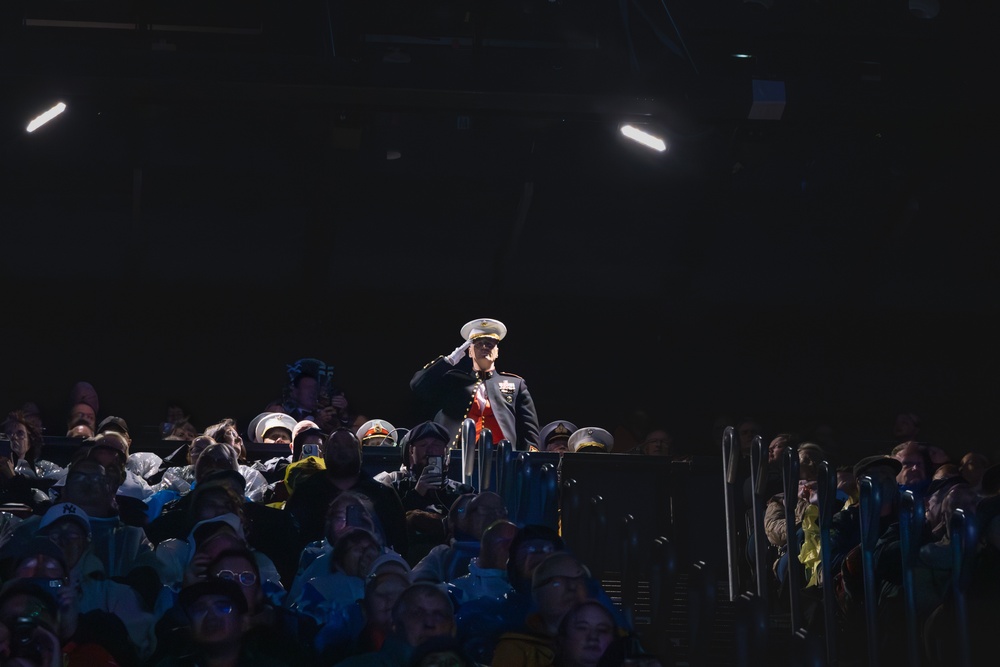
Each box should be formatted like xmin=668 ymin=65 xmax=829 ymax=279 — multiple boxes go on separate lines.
xmin=410 ymin=356 xmax=540 ymax=451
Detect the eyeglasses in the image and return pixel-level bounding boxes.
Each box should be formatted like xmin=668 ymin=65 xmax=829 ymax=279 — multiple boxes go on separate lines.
xmin=216 ymin=570 xmax=256 ymax=587
xmin=188 ymin=600 xmax=235 ymax=620
xmin=46 ymin=529 xmax=88 ymax=544
xmin=536 ymin=574 xmax=587 ymax=590
xmin=519 ymin=543 xmax=555 ymax=555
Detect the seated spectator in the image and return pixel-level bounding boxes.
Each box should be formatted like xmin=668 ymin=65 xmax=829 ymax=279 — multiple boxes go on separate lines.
xmin=1 ymin=409 xmax=63 ymax=511
xmin=375 ymin=422 xmax=475 ymax=563
xmin=449 ymin=520 xmax=517 ymax=604
xmin=152 ymin=577 xmax=291 ymax=667
xmin=629 ymin=428 xmax=673 ymax=457
xmin=286 ymin=428 xmax=407 ymax=557
xmin=763 ymin=443 xmax=825 ymax=586
xmin=491 ymin=552 xmax=591 ymax=667
xmin=202 ymin=418 xmax=248 ymax=464
xmin=357 ymin=419 xmax=398 ymax=448
xmin=287 ymin=528 xmax=381 ymax=623
xmin=163 ymin=418 xmax=199 ymax=443
xmin=0 ymin=541 xmax=133 ymax=665
xmin=214 ymin=547 xmax=312 ymax=662
xmin=9 ymin=458 xmax=152 ymax=580
xmin=150 ymin=436 xmax=268 ymax=510
xmin=256 ymin=420 xmax=327 ymax=503
xmin=79 ymin=431 xmax=154 ymax=526
xmin=892 ymin=440 xmax=933 ymax=498
xmin=553 ymin=599 xmax=620 ymax=667
xmin=536 ymin=421 xmax=578 ymax=454
xmin=566 ymin=428 xmax=614 ymax=454
xmin=34 ymin=502 xmax=156 ymax=662
xmin=329 ymin=570 xmax=411 ymax=662
xmin=410 ymin=494 xmax=478 ymax=583
xmin=289 ymin=491 xmax=391 ymax=603
xmin=414 ymin=491 xmax=509 ymax=585
xmin=959 ymin=451 xmax=990 ymax=490
xmin=96 ymin=415 xmax=162 ymax=492
xmin=144 ymin=497 xmax=283 ymax=608
xmin=335 ymin=582 xmax=457 ymax=667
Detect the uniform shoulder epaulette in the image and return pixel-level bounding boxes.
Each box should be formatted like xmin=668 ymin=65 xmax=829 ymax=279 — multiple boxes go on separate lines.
xmin=420 ymin=355 xmax=446 ymax=370
xmin=498 ymin=371 xmax=525 ymax=380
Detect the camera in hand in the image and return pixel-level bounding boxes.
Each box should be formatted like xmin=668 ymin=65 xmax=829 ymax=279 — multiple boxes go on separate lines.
xmin=11 ymin=615 xmax=44 ymax=661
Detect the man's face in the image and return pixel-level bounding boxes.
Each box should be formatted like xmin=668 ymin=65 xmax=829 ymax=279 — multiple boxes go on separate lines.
xmin=545 ymin=437 xmax=570 ymax=454
xmin=324 ymin=432 xmax=362 ymax=477
xmin=893 ymin=414 xmax=919 ymax=439
xmin=291 ymin=377 xmax=319 ymax=411
xmin=895 ymin=446 xmax=927 ymax=486
xmin=514 ymin=539 xmax=557 ymax=581
xmin=210 ymin=554 xmax=261 ymax=613
xmin=339 ymin=536 xmax=380 ymax=578
xmin=470 ymin=337 xmax=499 ymax=370
xmin=4 ymin=422 xmax=30 ymax=459
xmin=397 ymin=591 xmax=455 ymax=648
xmin=186 ymin=594 xmax=243 ymax=647
xmin=70 ymin=403 xmax=96 ymax=430
xmin=13 ymin=552 xmax=67 ymax=581
xmin=364 ymin=574 xmax=409 ymax=629
xmin=262 ymin=428 xmax=292 ymax=445
xmin=62 ymin=461 xmax=113 ymax=511
xmin=534 ymin=558 xmax=588 ymax=619
xmin=409 ymin=437 xmax=447 ymax=471
xmin=41 ymin=519 xmax=89 ymax=571
xmin=641 ymin=430 xmax=672 ymax=456
xmin=469 ymin=493 xmax=508 ymax=538
xmin=768 ymin=437 xmax=788 ymax=464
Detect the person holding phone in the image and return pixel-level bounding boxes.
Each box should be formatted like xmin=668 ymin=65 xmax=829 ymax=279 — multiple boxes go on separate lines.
xmin=375 ymin=422 xmax=475 ymax=562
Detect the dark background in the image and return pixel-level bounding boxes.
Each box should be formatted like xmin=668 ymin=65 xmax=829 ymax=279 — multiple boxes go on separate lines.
xmin=1 ymin=0 xmax=996 ymax=463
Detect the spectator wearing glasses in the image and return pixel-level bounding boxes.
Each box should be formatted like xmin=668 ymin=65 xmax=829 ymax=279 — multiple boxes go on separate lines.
xmin=152 ymin=577 xmax=291 ymax=667
xmin=491 ymin=552 xmax=590 ymax=667
xmin=33 ymin=503 xmax=156 ymax=662
xmin=2 ymin=409 xmax=63 ymax=512
xmin=206 ymin=548 xmax=309 ymax=665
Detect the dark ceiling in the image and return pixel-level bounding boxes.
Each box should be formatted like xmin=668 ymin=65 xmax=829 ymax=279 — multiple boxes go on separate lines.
xmin=1 ymin=0 xmax=997 ymax=452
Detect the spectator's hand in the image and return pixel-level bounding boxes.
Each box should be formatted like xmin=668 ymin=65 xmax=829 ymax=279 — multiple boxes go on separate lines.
xmin=183 ymin=552 xmax=212 ymax=586
xmin=0 ymin=456 xmax=15 ymax=480
xmin=414 ymin=466 xmax=443 ymax=496
xmin=314 ymin=405 xmax=340 ymax=432
xmin=330 ymin=394 xmax=349 ymax=412
xmin=55 ymin=578 xmax=80 ymax=639
xmin=445 ymin=340 xmax=472 ymax=365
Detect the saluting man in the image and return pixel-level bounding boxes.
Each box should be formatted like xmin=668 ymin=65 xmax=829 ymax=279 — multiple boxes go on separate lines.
xmin=410 ymin=318 xmax=540 ymax=451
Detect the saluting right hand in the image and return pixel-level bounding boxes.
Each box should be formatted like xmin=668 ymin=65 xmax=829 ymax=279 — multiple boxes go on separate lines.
xmin=445 ymin=340 xmax=472 ymax=365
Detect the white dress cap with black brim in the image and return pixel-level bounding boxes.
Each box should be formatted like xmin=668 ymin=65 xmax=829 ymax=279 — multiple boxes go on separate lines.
xmin=460 ymin=318 xmax=507 ymax=341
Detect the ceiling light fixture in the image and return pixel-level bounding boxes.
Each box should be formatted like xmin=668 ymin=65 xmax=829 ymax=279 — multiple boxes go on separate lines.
xmin=26 ymin=102 xmax=67 ymax=133
xmin=620 ymin=124 xmax=667 ymax=152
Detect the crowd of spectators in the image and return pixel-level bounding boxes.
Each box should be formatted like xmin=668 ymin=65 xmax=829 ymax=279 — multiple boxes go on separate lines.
xmin=0 ymin=375 xmax=675 ymax=667
xmin=2 ymin=370 xmax=998 ymax=667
